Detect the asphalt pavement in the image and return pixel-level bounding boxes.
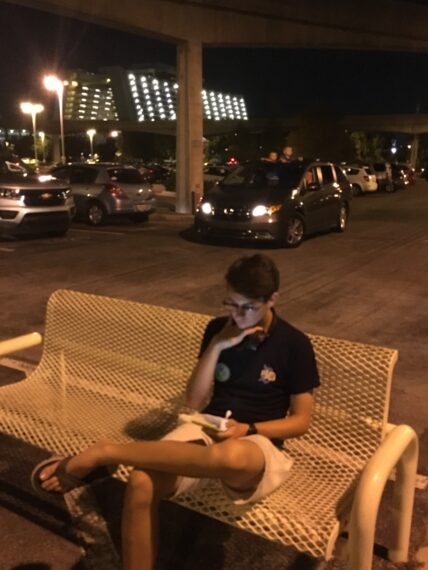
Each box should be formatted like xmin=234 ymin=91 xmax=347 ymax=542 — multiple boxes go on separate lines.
xmin=0 ymin=180 xmax=427 ymax=569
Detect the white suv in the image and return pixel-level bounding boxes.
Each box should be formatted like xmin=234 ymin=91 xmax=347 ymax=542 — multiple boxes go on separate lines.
xmin=0 ymin=155 xmax=75 ymax=238
xmin=343 ymin=165 xmax=378 ymax=196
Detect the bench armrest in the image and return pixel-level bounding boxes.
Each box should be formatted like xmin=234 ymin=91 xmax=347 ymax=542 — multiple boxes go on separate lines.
xmin=348 ymin=424 xmax=418 ymax=570
xmin=0 ymin=332 xmax=43 ymax=357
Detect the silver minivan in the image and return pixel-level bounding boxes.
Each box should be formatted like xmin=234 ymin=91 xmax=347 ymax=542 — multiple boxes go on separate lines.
xmin=0 ymin=156 xmax=74 ymax=237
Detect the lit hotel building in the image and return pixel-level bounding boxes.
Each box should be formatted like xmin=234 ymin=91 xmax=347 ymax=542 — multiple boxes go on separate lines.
xmin=62 ymin=66 xmax=248 ymax=123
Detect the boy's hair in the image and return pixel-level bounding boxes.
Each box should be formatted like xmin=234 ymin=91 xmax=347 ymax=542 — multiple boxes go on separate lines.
xmin=225 ymin=254 xmax=280 ymax=301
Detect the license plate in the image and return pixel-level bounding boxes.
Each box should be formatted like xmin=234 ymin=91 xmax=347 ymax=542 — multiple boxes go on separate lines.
xmin=135 ymin=204 xmax=151 ymax=212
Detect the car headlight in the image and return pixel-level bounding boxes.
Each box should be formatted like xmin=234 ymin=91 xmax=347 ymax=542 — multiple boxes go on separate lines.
xmin=252 ymin=205 xmax=268 ymax=217
xmin=0 ymin=188 xmax=21 ymax=199
xmin=252 ymin=204 xmax=282 ymax=217
xmin=38 ymin=174 xmax=54 ymax=183
xmin=201 ymin=202 xmax=212 ymax=214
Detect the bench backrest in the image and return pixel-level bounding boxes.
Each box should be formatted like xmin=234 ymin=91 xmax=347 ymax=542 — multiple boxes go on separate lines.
xmin=34 ymin=289 xmax=397 ymax=463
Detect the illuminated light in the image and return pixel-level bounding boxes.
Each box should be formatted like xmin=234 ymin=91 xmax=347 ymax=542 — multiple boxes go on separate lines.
xmin=173 ymin=83 xmax=179 ymax=89
xmin=201 ymin=202 xmax=212 ymax=214
xmin=252 ymin=205 xmax=268 ymax=217
xmin=38 ymin=174 xmax=54 ymax=183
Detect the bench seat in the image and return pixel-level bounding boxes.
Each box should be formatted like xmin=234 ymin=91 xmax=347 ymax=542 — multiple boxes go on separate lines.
xmin=0 ymin=289 xmax=418 ymax=569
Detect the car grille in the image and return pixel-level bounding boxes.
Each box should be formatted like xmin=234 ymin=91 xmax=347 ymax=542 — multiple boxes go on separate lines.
xmin=21 ymin=189 xmax=66 ymax=207
xmin=212 ymin=205 xmax=251 ymax=221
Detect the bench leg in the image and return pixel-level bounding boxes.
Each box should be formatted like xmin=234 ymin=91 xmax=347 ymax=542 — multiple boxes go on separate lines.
xmin=388 ymin=435 xmax=418 ymax=562
xmin=347 ymin=425 xmax=418 ymax=570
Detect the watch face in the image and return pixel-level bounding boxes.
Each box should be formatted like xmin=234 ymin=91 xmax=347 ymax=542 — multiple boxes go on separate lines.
xmin=246 ymin=423 xmax=258 ymax=436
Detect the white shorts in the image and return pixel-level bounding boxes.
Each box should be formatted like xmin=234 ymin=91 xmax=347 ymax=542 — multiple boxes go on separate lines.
xmin=161 ymin=421 xmax=293 ymax=505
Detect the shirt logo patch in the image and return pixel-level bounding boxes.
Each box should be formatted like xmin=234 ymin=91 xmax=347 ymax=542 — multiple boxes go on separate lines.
xmin=215 ymin=362 xmax=231 ymax=382
xmin=259 ymin=365 xmax=277 ymax=384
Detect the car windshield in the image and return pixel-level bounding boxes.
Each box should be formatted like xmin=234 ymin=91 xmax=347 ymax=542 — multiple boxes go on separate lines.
xmin=107 ymin=168 xmax=144 ymax=184
xmin=220 ymin=162 xmax=304 ymax=191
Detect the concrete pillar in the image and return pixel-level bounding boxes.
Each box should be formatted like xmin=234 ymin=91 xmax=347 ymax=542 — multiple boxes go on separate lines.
xmin=176 ymin=40 xmax=203 ymax=214
xmin=409 ymin=134 xmax=419 ymax=169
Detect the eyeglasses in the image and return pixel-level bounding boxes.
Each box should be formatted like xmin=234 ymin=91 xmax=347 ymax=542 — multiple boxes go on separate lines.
xmin=222 ymin=300 xmax=265 ymax=313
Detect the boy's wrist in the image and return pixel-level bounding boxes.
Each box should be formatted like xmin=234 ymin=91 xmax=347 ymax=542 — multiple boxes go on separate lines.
xmin=246 ymin=422 xmax=258 ymax=436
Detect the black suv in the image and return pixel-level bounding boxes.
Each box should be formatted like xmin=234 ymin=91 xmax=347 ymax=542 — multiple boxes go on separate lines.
xmin=194 ymin=160 xmax=352 ymax=248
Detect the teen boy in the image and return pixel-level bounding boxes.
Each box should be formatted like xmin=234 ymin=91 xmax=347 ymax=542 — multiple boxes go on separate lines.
xmin=33 ymin=254 xmax=320 ymax=570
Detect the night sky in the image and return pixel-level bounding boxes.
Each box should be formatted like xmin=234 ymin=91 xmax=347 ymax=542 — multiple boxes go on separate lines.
xmin=1 ymin=2 xmax=428 ymax=121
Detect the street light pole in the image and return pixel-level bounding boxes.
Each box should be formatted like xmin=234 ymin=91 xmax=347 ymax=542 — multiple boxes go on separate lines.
xmin=43 ymin=75 xmax=66 ymax=164
xmin=39 ymin=131 xmax=46 ymax=163
xmin=87 ymin=129 xmax=96 ymax=159
xmin=20 ymin=102 xmax=44 ymax=167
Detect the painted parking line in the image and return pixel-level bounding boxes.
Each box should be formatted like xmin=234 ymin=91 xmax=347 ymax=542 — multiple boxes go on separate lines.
xmin=0 ymin=247 xmax=15 ymax=252
xmin=70 ymin=228 xmax=126 ymax=236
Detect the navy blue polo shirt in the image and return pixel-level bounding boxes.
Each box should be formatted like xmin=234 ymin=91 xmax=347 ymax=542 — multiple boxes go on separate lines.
xmin=201 ymin=314 xmax=320 ymax=424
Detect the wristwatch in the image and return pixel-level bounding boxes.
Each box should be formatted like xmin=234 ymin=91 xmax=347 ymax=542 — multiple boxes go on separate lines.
xmin=246 ymin=422 xmax=258 ymax=436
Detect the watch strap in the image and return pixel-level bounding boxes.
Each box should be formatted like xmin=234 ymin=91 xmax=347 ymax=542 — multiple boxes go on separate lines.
xmin=246 ymin=422 xmax=258 ymax=436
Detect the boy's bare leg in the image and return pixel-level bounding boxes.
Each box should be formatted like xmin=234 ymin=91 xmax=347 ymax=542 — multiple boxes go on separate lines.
xmin=38 ymin=438 xmax=265 ymax=494
xmin=121 ymin=469 xmax=178 ymax=570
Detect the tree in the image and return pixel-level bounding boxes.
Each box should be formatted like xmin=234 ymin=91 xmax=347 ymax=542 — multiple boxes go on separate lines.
xmin=287 ymin=106 xmax=354 ymax=162
xmin=350 ymin=131 xmax=384 ymax=162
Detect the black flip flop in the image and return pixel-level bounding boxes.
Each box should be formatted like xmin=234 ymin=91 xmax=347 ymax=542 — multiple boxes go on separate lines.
xmin=31 ymin=455 xmax=113 ymax=496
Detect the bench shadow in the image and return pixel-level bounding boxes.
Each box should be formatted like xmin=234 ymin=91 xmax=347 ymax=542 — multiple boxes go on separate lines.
xmin=92 ymin=478 xmax=230 ymax=569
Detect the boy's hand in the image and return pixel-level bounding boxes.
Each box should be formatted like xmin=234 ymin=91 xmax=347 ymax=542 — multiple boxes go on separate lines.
xmin=212 ymin=320 xmax=264 ymax=352
xmin=205 ymin=418 xmax=248 ymax=441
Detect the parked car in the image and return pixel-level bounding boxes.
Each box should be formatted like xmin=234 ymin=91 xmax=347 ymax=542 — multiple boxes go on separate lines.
xmin=372 ymin=162 xmax=394 ymax=192
xmin=0 ymin=154 xmax=74 ymax=238
xmin=50 ymin=163 xmax=155 ymax=225
xmin=343 ymin=164 xmax=377 ymax=195
xmin=393 ymin=163 xmax=416 ymax=185
xmin=140 ymin=163 xmax=172 ymax=183
xmin=194 ymin=160 xmax=352 ymax=248
xmin=391 ymin=163 xmax=408 ymax=191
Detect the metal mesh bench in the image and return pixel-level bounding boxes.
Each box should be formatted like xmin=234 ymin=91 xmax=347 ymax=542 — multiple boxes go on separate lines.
xmin=0 ymin=289 xmax=418 ymax=569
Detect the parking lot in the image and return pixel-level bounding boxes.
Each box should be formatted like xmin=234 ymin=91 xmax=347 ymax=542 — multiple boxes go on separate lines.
xmin=1 ymin=180 xmax=427 ymax=429
xmin=0 ymin=180 xmax=427 ymax=569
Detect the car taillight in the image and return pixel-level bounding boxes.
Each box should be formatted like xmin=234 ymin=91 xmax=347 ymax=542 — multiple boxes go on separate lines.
xmin=104 ymin=183 xmax=126 ymax=197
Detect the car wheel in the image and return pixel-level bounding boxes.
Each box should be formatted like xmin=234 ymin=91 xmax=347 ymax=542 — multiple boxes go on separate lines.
xmin=352 ymin=184 xmax=362 ymax=196
xmin=335 ymin=204 xmax=348 ymax=232
xmin=282 ymin=217 xmax=304 ymax=248
xmin=87 ymin=201 xmax=107 ymax=226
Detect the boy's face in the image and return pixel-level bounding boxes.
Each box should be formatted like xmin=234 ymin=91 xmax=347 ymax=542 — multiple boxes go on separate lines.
xmin=223 ymin=288 xmax=276 ymax=330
